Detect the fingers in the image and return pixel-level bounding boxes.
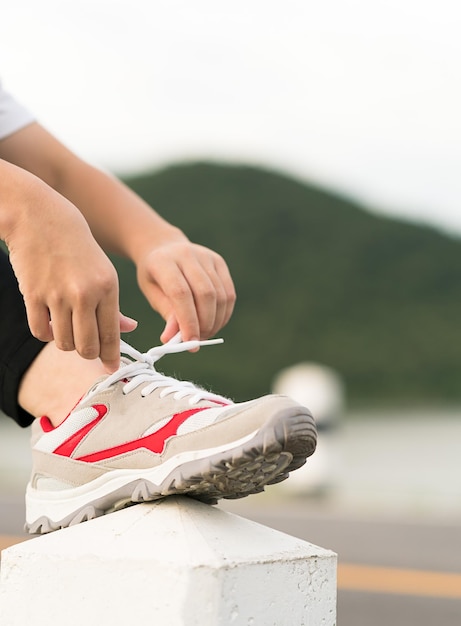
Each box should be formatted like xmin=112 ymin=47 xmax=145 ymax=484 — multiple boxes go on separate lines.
xmin=177 ymin=261 xmax=217 ymax=340
xmin=140 ymin=243 xmax=237 ymax=343
xmin=209 ymin=253 xmax=236 ymax=331
xmin=188 ymin=249 xmax=236 ymax=339
xmin=96 ymin=298 xmax=122 ymax=372
xmin=119 ymin=312 xmax=138 ymax=333
xmin=155 ymin=259 xmax=200 ymax=342
xmin=23 ymin=266 xmax=124 ymax=371
xmin=45 ymin=294 xmax=121 ymax=372
xmin=74 ymin=276 xmax=121 ymax=372
xmin=25 ymin=300 xmax=54 ymax=343
xmin=28 ymin=301 xmax=133 ymax=373
xmin=160 ymin=314 xmax=180 ymax=344
xmin=70 ymin=309 xmax=99 ymax=359
xmin=50 ymin=306 xmax=75 ymax=352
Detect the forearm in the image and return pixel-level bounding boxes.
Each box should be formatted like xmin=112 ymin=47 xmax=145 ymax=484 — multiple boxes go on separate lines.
xmin=0 ymin=123 xmax=236 ymax=342
xmin=0 ymin=159 xmax=32 ymax=241
xmin=0 ymin=158 xmax=78 ymax=246
xmin=55 ymin=158 xmax=187 ymax=262
xmin=0 ymin=122 xmax=187 ymax=262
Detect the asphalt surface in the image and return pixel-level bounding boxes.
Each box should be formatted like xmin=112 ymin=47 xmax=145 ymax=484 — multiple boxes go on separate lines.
xmin=1 ymin=494 xmax=461 ymax=625
xmin=2 ymin=409 xmax=461 ymax=624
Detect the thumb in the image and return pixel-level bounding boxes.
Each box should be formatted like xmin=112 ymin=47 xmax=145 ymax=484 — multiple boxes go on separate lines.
xmin=160 ymin=314 xmax=179 ymax=344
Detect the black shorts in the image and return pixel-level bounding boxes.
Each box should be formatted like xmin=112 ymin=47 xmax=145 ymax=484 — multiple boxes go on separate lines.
xmin=0 ymin=248 xmax=45 ymax=426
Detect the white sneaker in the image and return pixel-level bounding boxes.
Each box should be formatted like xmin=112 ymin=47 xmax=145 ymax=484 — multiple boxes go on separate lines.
xmin=25 ymin=336 xmax=317 ymax=533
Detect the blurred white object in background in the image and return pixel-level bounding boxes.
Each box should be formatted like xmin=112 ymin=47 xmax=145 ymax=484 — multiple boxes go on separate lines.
xmin=272 ymin=363 xmax=345 ymax=496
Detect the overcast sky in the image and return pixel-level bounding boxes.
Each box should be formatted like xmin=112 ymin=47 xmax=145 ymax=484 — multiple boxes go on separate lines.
xmin=2 ymin=0 xmax=460 ymax=235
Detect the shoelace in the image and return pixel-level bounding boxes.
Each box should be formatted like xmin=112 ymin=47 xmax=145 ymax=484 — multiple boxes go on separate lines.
xmin=88 ymin=333 xmax=230 ymax=406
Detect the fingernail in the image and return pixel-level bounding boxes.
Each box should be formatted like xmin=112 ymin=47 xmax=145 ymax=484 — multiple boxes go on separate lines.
xmin=122 ymin=314 xmax=138 ymax=324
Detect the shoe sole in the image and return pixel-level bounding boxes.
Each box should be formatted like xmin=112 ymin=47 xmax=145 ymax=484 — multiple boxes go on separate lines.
xmin=25 ymin=405 xmax=316 ymax=534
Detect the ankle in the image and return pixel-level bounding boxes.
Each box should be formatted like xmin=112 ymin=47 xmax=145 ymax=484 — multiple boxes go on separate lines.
xmin=18 ymin=342 xmax=107 ymax=426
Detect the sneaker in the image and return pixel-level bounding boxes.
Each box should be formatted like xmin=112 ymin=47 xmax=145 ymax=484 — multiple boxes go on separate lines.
xmin=25 ymin=335 xmax=317 ymax=533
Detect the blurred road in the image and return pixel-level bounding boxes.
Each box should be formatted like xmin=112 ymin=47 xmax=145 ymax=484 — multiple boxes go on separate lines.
xmin=223 ymin=498 xmax=461 ymax=626
xmin=1 ymin=409 xmax=461 ymax=625
xmin=1 ymin=494 xmax=461 ymax=625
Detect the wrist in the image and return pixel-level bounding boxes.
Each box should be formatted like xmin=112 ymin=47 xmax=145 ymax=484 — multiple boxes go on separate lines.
xmin=125 ymin=221 xmax=189 ymax=266
xmin=0 ymin=160 xmax=91 ymax=251
xmin=0 ymin=161 xmax=42 ymax=244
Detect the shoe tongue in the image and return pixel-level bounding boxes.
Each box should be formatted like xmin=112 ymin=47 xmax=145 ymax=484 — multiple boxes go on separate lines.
xmin=83 ymin=374 xmax=111 ymax=399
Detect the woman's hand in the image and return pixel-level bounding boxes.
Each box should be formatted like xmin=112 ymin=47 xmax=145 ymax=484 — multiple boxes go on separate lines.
xmin=136 ymin=241 xmax=236 ymax=343
xmin=3 ymin=168 xmax=136 ymax=371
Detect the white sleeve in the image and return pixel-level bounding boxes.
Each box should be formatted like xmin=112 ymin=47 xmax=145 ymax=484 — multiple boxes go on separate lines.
xmin=0 ymin=81 xmax=35 ymax=140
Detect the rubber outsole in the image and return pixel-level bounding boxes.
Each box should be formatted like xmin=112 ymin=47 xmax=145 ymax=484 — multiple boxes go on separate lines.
xmin=25 ymin=406 xmax=316 ymax=534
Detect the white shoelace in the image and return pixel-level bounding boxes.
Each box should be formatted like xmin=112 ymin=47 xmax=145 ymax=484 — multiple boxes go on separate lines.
xmin=88 ymin=333 xmax=229 ymax=406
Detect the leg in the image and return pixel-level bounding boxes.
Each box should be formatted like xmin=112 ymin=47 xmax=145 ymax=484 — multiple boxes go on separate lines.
xmin=19 ymin=343 xmax=108 ymax=426
xmin=0 ymin=248 xmax=106 ymax=427
xmin=0 ymin=248 xmax=45 ymax=426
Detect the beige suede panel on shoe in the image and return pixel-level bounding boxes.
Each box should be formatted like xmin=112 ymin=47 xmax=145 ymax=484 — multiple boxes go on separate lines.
xmin=72 ymin=392 xmax=291 ymax=463
xmin=30 ymin=449 xmax=110 ymax=488
xmin=91 ymin=449 xmax=164 ymax=470
xmin=29 ymin=395 xmax=299 ymax=489
xmin=163 ymin=394 xmax=295 ymax=458
xmin=30 ymin=448 xmax=168 ymax=489
xmin=70 ymin=382 xmax=227 ymax=459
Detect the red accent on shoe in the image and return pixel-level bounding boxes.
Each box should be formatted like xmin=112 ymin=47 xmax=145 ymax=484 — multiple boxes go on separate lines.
xmin=40 ymin=416 xmax=55 ymax=433
xmin=53 ymin=405 xmax=108 ymax=457
xmin=76 ymin=407 xmax=209 ymax=463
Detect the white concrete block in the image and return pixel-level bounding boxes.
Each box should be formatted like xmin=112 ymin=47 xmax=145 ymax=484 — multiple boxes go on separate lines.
xmin=0 ymin=497 xmax=336 ymax=626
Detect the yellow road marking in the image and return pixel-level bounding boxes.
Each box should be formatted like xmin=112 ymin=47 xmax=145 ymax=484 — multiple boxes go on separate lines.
xmin=338 ymin=563 xmax=461 ymax=599
xmin=1 ymin=534 xmax=461 ymax=600
xmin=0 ymin=535 xmax=27 ymax=552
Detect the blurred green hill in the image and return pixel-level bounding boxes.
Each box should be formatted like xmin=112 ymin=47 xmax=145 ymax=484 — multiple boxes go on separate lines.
xmin=115 ymin=161 xmax=461 ymax=407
